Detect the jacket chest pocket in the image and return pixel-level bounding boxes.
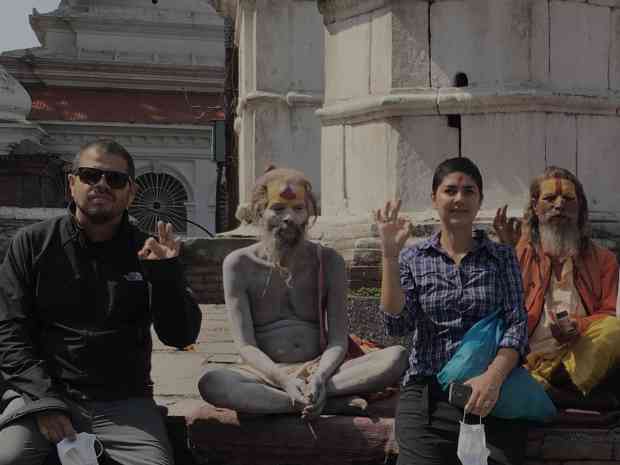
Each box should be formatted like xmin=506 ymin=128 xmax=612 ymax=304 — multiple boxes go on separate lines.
xmin=106 ymin=278 xmax=150 ymax=324
xmin=36 ymin=274 xmax=85 ymax=324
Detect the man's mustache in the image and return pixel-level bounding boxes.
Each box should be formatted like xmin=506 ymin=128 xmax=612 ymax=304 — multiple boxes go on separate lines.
xmin=89 ymin=186 xmax=114 ymax=198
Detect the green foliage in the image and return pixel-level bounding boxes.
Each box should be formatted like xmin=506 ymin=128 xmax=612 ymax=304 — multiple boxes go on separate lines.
xmin=348 ymin=287 xmax=381 ymax=298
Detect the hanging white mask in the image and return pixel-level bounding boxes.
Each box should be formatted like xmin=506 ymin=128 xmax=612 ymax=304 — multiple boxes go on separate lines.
xmin=457 ymin=415 xmax=490 ymax=465
xmin=57 ymin=432 xmax=102 ymax=465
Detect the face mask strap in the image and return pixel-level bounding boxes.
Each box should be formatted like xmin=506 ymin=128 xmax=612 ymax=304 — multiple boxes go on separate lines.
xmin=461 ymin=411 xmax=483 ymax=424
xmin=94 ymin=438 xmax=104 ymax=458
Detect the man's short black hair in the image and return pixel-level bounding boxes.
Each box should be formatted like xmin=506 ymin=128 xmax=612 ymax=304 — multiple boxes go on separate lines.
xmin=72 ymin=139 xmax=135 ymax=179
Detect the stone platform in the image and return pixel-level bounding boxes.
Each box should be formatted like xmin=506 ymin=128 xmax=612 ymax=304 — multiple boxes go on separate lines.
xmin=163 ymin=396 xmax=620 ymax=465
xmin=153 ymin=304 xmax=620 ymax=465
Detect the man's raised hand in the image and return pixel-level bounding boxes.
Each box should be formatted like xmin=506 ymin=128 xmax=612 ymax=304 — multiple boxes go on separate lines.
xmin=374 ymin=200 xmax=411 ymax=259
xmin=138 ymin=221 xmax=181 ymax=260
xmin=493 ymin=205 xmax=522 ymax=247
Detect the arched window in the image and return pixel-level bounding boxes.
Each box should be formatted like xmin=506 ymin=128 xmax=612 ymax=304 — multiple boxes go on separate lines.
xmin=129 ymin=172 xmax=189 ymax=234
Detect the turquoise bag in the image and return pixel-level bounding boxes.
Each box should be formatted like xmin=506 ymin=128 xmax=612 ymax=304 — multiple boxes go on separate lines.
xmin=437 ymin=311 xmax=557 ymax=422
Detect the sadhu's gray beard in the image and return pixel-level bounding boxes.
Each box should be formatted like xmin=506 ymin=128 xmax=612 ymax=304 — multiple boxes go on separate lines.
xmin=539 ymin=221 xmax=580 ymax=259
xmin=261 ymin=225 xmax=307 ymax=287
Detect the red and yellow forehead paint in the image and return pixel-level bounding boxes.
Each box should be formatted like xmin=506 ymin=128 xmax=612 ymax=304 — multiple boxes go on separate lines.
xmin=539 ymin=178 xmax=577 ymax=201
xmin=266 ymin=180 xmax=307 ymax=208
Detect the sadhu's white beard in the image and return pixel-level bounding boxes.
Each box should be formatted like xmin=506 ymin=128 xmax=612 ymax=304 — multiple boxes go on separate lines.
xmin=261 ymin=226 xmax=307 ymax=287
xmin=539 ymin=222 xmax=580 ymax=259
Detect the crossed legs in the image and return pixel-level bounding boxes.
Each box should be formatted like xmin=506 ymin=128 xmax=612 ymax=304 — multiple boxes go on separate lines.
xmin=199 ymin=345 xmax=408 ymax=414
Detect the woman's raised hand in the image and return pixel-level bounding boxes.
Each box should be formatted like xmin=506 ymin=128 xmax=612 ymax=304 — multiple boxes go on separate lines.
xmin=374 ymin=200 xmax=411 ymax=259
xmin=493 ymin=205 xmax=522 ymax=247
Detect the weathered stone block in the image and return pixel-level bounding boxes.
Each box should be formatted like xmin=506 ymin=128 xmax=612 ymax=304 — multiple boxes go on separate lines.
xmin=254 ymin=0 xmax=294 ymax=92
xmin=321 ymin=124 xmax=346 ymax=216
xmin=541 ymin=430 xmax=613 ymax=460
xmin=462 ymin=113 xmax=546 ymax=211
xmin=395 ymin=116 xmax=459 ymax=212
xmin=290 ymin=106 xmax=322 ymax=196
xmin=545 ymin=113 xmax=577 ymax=172
xmin=531 ymin=0 xmax=550 ymax=84
xmin=391 ymin=0 xmax=430 ymax=90
xmin=233 ymin=0 xmax=324 ymax=205
xmin=430 ymin=0 xmax=537 ymax=88
xmin=549 ymin=1 xmax=611 ymax=92
xmin=577 ymin=115 xmax=620 ymax=214
xmin=344 ymin=120 xmax=393 ymax=214
xmin=290 ymin=0 xmax=325 ymax=93
xmin=253 ymin=104 xmax=295 ymax=176
xmin=370 ymin=7 xmax=392 ymax=95
xmin=611 ymin=9 xmax=620 ymax=91
xmin=325 ymin=13 xmax=371 ymax=101
xmin=588 ymin=0 xmax=620 ymax=6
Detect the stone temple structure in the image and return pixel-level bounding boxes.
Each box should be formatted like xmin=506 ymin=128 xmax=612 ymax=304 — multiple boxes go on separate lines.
xmin=1 ymin=0 xmax=226 ymax=236
xmin=210 ymin=0 xmax=325 ymax=206
xmin=212 ymin=0 xmax=620 ymax=284
xmin=0 ymin=66 xmax=65 ymax=260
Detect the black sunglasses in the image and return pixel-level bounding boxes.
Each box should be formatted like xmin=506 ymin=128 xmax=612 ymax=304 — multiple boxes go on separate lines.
xmin=74 ymin=167 xmax=131 ymax=189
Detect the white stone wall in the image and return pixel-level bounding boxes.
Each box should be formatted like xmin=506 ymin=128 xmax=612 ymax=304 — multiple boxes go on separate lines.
xmin=430 ymin=0 xmax=543 ymax=88
xmin=317 ymin=0 xmax=620 ymax=224
xmin=234 ymin=0 xmax=324 ymax=205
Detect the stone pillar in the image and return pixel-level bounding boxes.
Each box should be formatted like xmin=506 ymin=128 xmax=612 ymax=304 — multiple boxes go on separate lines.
xmin=314 ymin=0 xmax=620 ymax=284
xmin=210 ymin=0 xmax=325 ymax=207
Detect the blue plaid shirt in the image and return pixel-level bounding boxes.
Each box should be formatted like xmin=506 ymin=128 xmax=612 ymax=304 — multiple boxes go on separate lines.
xmin=383 ymin=230 xmax=528 ymax=386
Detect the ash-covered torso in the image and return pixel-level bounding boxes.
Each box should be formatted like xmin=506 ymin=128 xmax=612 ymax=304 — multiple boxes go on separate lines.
xmin=235 ymin=241 xmax=326 ymax=364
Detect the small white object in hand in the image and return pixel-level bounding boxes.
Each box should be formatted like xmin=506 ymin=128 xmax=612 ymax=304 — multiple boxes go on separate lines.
xmin=57 ymin=432 xmax=102 ymax=465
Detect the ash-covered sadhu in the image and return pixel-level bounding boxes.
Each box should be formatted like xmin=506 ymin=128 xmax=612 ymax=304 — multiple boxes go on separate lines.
xmin=199 ymin=166 xmax=407 ymax=418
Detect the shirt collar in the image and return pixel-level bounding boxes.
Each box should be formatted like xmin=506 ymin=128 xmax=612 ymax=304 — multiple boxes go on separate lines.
xmin=420 ymin=229 xmax=499 ymax=260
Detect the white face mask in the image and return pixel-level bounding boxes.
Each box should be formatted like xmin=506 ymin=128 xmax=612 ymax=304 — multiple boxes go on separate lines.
xmin=457 ymin=417 xmax=490 ymax=465
xmin=57 ymin=432 xmax=102 ymax=465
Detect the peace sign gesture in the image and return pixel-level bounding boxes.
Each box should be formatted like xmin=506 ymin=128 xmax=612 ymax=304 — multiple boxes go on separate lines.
xmin=138 ymin=221 xmax=181 ymax=260
xmin=374 ymin=200 xmax=411 ymax=258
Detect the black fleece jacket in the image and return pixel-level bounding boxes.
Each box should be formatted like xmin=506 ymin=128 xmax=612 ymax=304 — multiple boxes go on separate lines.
xmin=0 ymin=212 xmax=201 ymax=427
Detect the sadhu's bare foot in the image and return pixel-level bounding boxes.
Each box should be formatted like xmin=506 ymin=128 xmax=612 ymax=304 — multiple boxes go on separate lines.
xmin=322 ymin=396 xmax=369 ymax=417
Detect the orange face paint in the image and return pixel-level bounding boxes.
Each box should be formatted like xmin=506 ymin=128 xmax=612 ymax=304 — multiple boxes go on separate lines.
xmin=540 ymin=178 xmax=577 ymax=202
xmin=266 ymin=180 xmax=306 ymax=208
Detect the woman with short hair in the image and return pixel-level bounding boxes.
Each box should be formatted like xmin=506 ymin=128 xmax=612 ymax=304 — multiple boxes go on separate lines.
xmin=376 ymin=157 xmax=529 ymax=465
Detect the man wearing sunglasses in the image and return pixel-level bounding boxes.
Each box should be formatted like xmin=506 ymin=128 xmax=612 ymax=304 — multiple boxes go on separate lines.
xmin=0 ymin=139 xmax=201 ymax=465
